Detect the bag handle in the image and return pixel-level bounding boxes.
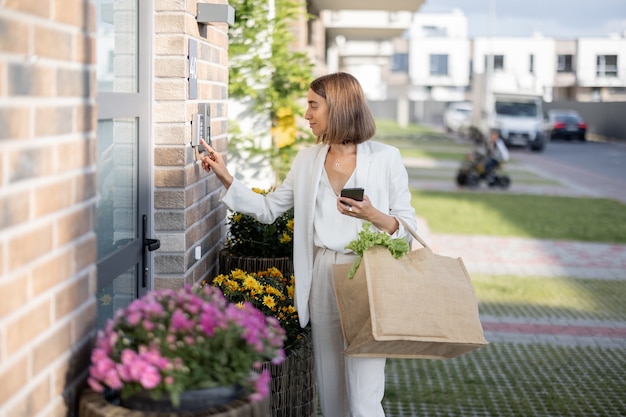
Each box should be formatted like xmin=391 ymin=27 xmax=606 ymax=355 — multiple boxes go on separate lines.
xmin=398 ymin=217 xmax=430 ymax=249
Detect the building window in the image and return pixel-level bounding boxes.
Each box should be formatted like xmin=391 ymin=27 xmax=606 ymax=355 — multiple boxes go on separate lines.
xmin=422 ymin=25 xmax=447 ymax=37
xmin=557 ymin=54 xmax=573 ymax=72
xmin=391 ymin=53 xmax=409 ymax=72
xmin=529 ymin=54 xmax=535 ymax=74
xmin=429 ymin=54 xmax=448 ymax=76
xmin=596 ymin=55 xmax=618 ymax=77
xmin=494 ymin=55 xmax=504 ymax=70
xmin=484 ymin=54 xmax=505 ymax=71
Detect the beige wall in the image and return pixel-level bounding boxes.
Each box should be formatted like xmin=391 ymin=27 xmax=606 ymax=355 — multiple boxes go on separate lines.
xmin=0 ymin=0 xmax=231 ymax=415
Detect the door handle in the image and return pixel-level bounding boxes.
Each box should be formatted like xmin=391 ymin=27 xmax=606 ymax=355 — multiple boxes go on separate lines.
xmin=145 ymin=238 xmax=160 ymax=252
xmin=142 ymin=215 xmax=160 ymax=287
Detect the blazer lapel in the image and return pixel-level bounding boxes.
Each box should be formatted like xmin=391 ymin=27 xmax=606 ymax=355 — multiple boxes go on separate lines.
xmin=355 ymin=142 xmax=373 ymax=189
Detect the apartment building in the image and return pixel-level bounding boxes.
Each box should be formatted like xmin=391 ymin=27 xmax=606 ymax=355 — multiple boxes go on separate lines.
xmin=332 ymin=9 xmax=626 ymax=106
xmin=408 ymin=8 xmax=471 ymax=103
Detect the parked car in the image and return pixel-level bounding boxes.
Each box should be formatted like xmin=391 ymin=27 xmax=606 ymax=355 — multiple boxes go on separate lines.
xmin=545 ymin=109 xmax=587 ymax=141
xmin=443 ymin=101 xmax=472 ymax=135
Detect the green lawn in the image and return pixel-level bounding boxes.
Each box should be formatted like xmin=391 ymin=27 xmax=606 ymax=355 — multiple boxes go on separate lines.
xmin=473 ymin=275 xmax=626 ymax=321
xmin=411 ymin=190 xmax=626 ymax=244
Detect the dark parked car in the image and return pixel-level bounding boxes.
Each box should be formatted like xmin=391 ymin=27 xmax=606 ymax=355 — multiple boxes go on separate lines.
xmin=545 ymin=109 xmax=587 ymax=141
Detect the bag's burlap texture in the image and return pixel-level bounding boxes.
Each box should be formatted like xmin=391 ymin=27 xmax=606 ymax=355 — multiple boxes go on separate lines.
xmin=333 ymin=242 xmax=487 ymax=359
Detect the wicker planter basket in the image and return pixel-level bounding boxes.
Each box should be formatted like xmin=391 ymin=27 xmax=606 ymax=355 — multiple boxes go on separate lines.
xmin=218 ymin=250 xmax=294 ymax=278
xmin=79 ymin=389 xmax=269 ymax=417
xmin=259 ymin=330 xmax=317 ymax=417
xmin=216 ymin=251 xmax=317 ymax=416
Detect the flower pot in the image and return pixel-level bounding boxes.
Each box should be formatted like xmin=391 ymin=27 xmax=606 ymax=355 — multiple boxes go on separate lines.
xmin=120 ymin=385 xmax=245 ymax=412
xmin=219 ymin=249 xmax=294 ymax=278
xmin=79 ymin=388 xmax=269 ymax=417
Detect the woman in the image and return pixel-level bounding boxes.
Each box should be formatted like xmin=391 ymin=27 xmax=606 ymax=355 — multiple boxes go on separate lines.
xmin=200 ymin=72 xmax=417 ymax=417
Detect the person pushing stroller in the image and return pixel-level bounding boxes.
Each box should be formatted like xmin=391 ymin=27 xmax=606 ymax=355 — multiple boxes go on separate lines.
xmin=481 ymin=129 xmax=510 ymax=185
xmin=456 ymin=128 xmax=511 ymax=188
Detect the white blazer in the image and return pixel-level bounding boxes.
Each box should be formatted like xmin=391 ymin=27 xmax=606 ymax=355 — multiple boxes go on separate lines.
xmin=221 ymin=141 xmax=417 ymax=327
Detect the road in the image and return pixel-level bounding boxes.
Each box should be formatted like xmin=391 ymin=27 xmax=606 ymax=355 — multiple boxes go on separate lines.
xmin=510 ymin=140 xmax=626 ymax=204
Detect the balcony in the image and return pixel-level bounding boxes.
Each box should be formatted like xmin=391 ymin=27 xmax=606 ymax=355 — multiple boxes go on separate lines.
xmin=308 ymin=0 xmax=424 ymax=13
xmin=322 ymin=10 xmax=413 ymax=40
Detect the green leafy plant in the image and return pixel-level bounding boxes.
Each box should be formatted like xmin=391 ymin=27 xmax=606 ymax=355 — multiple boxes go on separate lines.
xmin=226 ymin=188 xmax=294 ymax=258
xmin=345 ymin=223 xmax=410 ymax=279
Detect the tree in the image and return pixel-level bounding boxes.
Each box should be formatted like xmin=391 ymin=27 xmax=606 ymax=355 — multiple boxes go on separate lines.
xmin=228 ymin=0 xmax=315 ymax=182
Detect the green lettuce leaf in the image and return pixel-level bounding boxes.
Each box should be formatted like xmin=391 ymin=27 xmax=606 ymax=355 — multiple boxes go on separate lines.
xmin=344 ymin=222 xmax=410 ymax=279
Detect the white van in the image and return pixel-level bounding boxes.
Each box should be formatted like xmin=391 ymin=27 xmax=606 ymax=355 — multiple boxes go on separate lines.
xmin=492 ymin=93 xmax=546 ymax=152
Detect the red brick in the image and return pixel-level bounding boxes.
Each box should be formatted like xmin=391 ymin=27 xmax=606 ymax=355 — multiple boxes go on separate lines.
xmin=0 ymin=16 xmax=30 ymax=54
xmin=0 ymin=106 xmax=31 ymax=140
xmin=0 ymin=189 xmax=30 ymax=229
xmin=4 ymin=375 xmax=51 ymax=417
xmin=56 ymin=206 xmax=93 ymax=248
xmin=53 ymin=0 xmax=92 ymax=27
xmin=33 ymin=321 xmax=72 ymax=374
xmin=5 ymin=0 xmax=51 ymax=18
xmin=34 ymin=178 xmax=74 ymax=217
xmin=6 ymin=299 xmax=52 ymax=356
xmin=54 ymin=274 xmax=91 ymax=320
xmin=8 ymin=223 xmax=54 ymax=271
xmin=31 ymin=249 xmax=73 ymax=297
xmin=34 ymin=25 xmax=74 ymax=62
xmin=0 ymin=274 xmax=29 ymax=317
xmin=35 ymin=106 xmax=74 ymax=137
xmin=0 ymin=354 xmax=29 ymax=404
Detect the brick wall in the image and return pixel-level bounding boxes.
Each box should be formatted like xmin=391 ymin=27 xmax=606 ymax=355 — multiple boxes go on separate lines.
xmin=0 ymin=1 xmax=98 ymax=416
xmin=0 ymin=0 xmax=232 ymax=415
xmin=153 ymin=0 xmax=230 ymax=290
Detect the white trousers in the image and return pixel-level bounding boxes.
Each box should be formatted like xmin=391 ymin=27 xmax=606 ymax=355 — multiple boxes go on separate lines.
xmin=310 ymin=248 xmax=386 ymax=417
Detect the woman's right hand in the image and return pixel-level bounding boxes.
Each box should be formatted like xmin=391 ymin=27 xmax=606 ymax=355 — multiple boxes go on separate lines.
xmin=199 ymin=138 xmax=233 ymax=188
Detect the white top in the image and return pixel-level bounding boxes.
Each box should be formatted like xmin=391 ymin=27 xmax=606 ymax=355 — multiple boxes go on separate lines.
xmin=313 ymin=168 xmax=361 ymax=253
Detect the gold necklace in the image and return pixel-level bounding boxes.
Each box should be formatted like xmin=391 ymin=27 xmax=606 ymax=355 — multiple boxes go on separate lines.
xmin=331 ymin=148 xmax=355 ymax=168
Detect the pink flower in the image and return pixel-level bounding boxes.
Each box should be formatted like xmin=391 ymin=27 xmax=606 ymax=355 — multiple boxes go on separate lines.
xmin=171 ymin=309 xmax=193 ymax=331
xmin=88 ymin=377 xmax=104 ymax=392
xmin=249 ymin=369 xmax=271 ymax=401
xmin=140 ymin=365 xmax=161 ymax=389
xmin=103 ymin=369 xmax=123 ymax=390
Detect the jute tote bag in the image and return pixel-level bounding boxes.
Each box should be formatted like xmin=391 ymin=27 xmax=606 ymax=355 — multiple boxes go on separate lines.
xmin=333 ymin=220 xmax=487 ymax=359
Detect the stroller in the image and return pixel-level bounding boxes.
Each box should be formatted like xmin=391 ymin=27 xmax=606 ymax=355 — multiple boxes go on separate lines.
xmin=456 ymin=127 xmax=511 ymax=189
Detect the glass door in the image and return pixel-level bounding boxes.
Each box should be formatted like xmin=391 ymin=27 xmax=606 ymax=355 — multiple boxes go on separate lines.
xmin=95 ymin=0 xmax=155 ymax=328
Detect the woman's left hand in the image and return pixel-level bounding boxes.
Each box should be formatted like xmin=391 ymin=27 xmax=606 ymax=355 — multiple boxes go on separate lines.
xmin=337 ymin=195 xmax=373 ymax=220
xmin=337 ymin=195 xmax=400 ymax=235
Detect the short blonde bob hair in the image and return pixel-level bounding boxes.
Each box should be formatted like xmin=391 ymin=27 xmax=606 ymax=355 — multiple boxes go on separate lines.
xmin=309 ymin=72 xmax=376 ymax=145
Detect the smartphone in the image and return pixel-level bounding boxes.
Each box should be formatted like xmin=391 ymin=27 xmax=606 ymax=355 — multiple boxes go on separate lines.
xmin=340 ymin=187 xmax=364 ymax=205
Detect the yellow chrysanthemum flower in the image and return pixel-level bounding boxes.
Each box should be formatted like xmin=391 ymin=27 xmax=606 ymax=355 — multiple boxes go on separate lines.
xmin=263 ymin=295 xmax=276 ymax=309
xmin=286 ymin=219 xmax=294 ymax=231
xmin=243 ymin=275 xmax=259 ymax=290
xmin=231 ymin=269 xmax=247 ymax=280
xmin=233 ymin=213 xmax=243 ymax=222
xmin=279 ymin=232 xmax=292 ymax=244
xmin=271 ymin=287 xmax=283 ymax=297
